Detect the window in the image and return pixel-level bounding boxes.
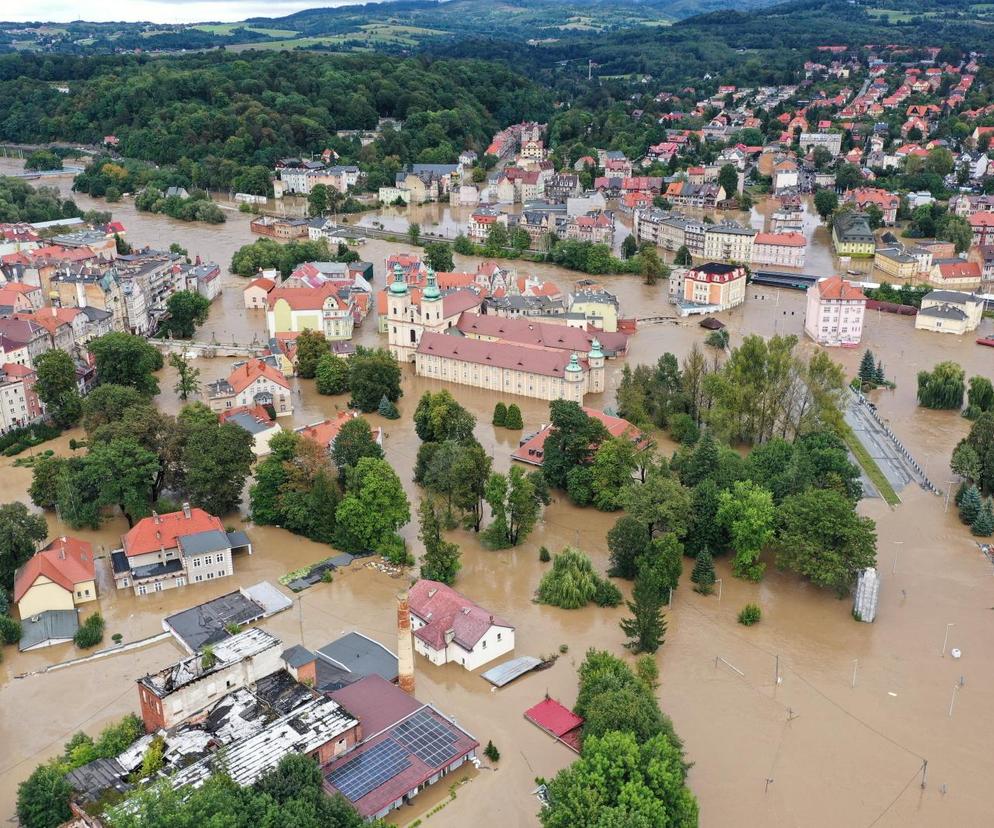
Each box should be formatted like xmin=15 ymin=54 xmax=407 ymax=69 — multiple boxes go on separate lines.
xmin=497 ymin=632 xmax=502 ymax=642
xmin=215 ymin=553 xmax=224 ymax=563
xmin=154 ymin=581 xmax=163 ymax=592
xmin=137 ymin=584 xmax=148 ymax=596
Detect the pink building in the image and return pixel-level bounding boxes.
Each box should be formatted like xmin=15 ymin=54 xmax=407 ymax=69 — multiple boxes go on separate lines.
xmin=804 ymin=276 xmax=867 ymax=347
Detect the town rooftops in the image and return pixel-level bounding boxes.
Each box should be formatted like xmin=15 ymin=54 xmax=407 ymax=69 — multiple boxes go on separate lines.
xmin=923 ymin=290 xmax=981 ymax=305
xmin=170 ymin=694 xmax=357 ymax=790
xmin=164 ymin=587 xmax=282 ymax=653
xmin=325 ymin=676 xmax=478 ymax=819
xmin=408 ymin=579 xmax=511 ymax=652
xmin=455 ymin=312 xmax=628 ymax=355
xmin=13 ymin=536 xmax=94 ymax=603
xmin=417 ymin=332 xmax=583 ymax=379
xmin=138 ymin=627 xmax=281 ymax=699
xmin=294 ymin=411 xmax=382 ymax=451
xmin=512 ymin=408 xmax=645 ymax=467
xmin=219 ymin=404 xmax=276 ymax=435
xmin=122 ymin=506 xmax=225 ymax=558
xmin=315 ymin=632 xmax=399 ymax=691
xmin=814 ymin=275 xmax=867 ymax=302
xmin=224 ymin=358 xmax=290 ymax=394
xmin=918 ymin=304 xmax=967 ymax=321
xmin=754 ymin=232 xmax=806 ymax=247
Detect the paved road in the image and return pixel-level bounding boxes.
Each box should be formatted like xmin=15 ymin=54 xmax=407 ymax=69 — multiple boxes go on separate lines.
xmin=845 ymin=395 xmax=917 ymax=498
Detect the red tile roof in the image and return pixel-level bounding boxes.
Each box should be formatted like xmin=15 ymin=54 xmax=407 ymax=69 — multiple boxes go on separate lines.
xmin=511 ymin=408 xmax=644 ymax=466
xmin=524 ymin=697 xmax=584 ymax=738
xmin=246 ymin=277 xmax=276 ymax=292
xmin=122 ymin=508 xmax=224 ymax=558
xmin=219 ymin=404 xmax=274 ymax=426
xmin=815 ymin=275 xmax=867 ymax=301
xmin=295 ymin=411 xmax=380 ymax=450
xmin=417 ymin=332 xmax=581 ymax=379
xmin=13 ymin=536 xmax=95 ymax=603
xmin=267 ymin=282 xmax=344 ymax=311
xmin=408 ymin=579 xmax=511 ymax=651
xmin=455 ymin=312 xmax=627 ymax=354
xmin=329 ymin=674 xmax=421 ymax=736
xmin=936 ymin=261 xmax=981 ymax=280
xmin=226 ymin=358 xmax=290 ymax=394
xmin=755 ymin=232 xmax=806 ymax=247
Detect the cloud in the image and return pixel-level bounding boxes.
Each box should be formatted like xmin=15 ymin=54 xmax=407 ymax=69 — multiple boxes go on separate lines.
xmin=4 ymin=0 xmax=354 ymax=24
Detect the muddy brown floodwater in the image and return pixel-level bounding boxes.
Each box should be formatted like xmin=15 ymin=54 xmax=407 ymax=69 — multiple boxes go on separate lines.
xmin=1 ymin=171 xmax=993 ymax=827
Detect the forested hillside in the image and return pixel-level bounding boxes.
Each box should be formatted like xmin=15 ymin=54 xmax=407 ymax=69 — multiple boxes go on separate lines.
xmin=0 ymin=51 xmax=552 ymax=190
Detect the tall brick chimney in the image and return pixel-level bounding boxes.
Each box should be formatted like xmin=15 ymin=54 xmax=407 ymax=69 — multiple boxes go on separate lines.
xmin=397 ymin=590 xmax=415 ymax=694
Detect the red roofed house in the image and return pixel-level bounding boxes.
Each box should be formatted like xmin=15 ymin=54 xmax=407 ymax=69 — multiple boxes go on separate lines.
xmin=524 ymin=697 xmax=584 ymax=753
xmin=243 ymin=276 xmax=277 ymax=309
xmin=804 ymin=275 xmax=866 ymax=347
xmin=969 ymin=212 xmax=994 ymax=248
xmin=845 ymin=188 xmax=900 ymax=225
xmin=206 ymin=358 xmax=293 ymax=417
xmin=14 ymin=536 xmax=96 ymax=620
xmin=752 ymin=232 xmax=807 ymax=268
xmin=295 ymin=410 xmax=383 ymax=453
xmin=930 ymin=259 xmax=982 ymax=291
xmin=408 ymin=579 xmax=514 ymax=670
xmin=512 ymin=408 xmax=645 ymax=467
xmin=0 ymin=362 xmax=42 ymax=432
xmin=111 ymin=503 xmax=252 ymax=594
xmin=266 ymin=282 xmax=355 ymax=341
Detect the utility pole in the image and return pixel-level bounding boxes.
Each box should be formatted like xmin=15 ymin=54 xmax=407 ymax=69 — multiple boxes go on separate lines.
xmin=941 ymin=622 xmax=955 ymax=657
xmin=588 ymin=59 xmax=593 ymax=81
xmin=948 ymin=684 xmax=960 ymax=717
xmin=851 ymin=658 xmax=858 ymax=688
xmin=920 ymin=759 xmax=928 ymax=790
xmin=298 ymin=596 xmax=305 ymax=647
xmin=716 ymin=578 xmax=723 ymax=601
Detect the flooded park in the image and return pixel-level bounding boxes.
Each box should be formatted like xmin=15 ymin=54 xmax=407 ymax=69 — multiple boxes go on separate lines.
xmin=1 ymin=169 xmax=993 ymax=826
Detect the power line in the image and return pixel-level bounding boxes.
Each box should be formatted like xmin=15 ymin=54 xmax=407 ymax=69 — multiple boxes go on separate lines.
xmin=864 ymin=765 xmax=925 ymax=828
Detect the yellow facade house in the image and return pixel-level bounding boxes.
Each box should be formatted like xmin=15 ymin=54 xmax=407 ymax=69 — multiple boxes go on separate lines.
xmin=14 ymin=536 xmax=96 ymax=619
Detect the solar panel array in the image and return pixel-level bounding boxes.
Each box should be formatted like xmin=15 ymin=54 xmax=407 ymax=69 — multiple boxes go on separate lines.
xmin=391 ymin=709 xmax=459 ymax=768
xmin=326 ymin=739 xmax=411 ymax=802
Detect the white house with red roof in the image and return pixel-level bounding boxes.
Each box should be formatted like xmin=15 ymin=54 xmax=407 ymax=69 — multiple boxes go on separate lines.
xmin=752 ymin=232 xmax=807 ymax=268
xmin=243 ymin=276 xmax=276 ymax=309
xmin=295 ymin=411 xmax=383 ymax=453
xmin=408 ymin=580 xmax=514 ymax=671
xmin=14 ymin=536 xmax=96 ymax=619
xmin=111 ymin=503 xmax=252 ymax=594
xmin=0 ymin=362 xmax=42 ymax=432
xmin=206 ymin=358 xmax=293 ymax=417
xmin=804 ymin=275 xmax=866 ymax=347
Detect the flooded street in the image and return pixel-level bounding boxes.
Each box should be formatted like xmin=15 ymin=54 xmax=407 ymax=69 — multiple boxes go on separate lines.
xmin=1 ymin=171 xmax=993 ymax=826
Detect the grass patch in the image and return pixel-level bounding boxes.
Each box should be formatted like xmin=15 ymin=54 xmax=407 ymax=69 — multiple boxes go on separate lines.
xmin=192 ymin=22 xmax=299 ymax=37
xmin=842 ymin=425 xmax=901 ymax=507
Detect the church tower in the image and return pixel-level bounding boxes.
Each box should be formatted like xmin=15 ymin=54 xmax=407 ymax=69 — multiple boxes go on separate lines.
xmin=387 ymin=262 xmax=412 ymax=361
xmin=587 ymin=337 xmax=605 ymax=394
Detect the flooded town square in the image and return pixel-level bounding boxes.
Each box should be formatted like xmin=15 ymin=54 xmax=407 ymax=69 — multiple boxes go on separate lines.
xmin=1 ymin=170 xmax=993 ymax=827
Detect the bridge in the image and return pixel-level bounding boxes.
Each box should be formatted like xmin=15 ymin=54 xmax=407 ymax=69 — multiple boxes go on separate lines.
xmin=147 ymin=337 xmax=268 ymax=358
xmin=749 ymin=270 xmax=819 ymax=291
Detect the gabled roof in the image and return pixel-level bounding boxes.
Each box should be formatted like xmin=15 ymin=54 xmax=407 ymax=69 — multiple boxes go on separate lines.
xmin=14 ymin=536 xmax=95 ymax=603
xmin=225 ymin=358 xmax=290 ymax=394
xmin=122 ymin=508 xmax=224 ymax=558
xmin=408 ymin=579 xmax=511 ymax=651
xmin=814 ymin=275 xmax=866 ymax=301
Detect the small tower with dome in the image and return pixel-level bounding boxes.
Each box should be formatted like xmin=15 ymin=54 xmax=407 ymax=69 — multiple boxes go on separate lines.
xmin=387 ymin=262 xmax=414 ymax=361
xmin=587 ymin=337 xmax=605 ymax=393
xmin=564 ymin=352 xmax=585 ymax=402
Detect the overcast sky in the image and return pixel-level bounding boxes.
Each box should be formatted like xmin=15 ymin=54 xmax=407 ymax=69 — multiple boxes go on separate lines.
xmin=3 ymin=1 xmax=355 ymax=24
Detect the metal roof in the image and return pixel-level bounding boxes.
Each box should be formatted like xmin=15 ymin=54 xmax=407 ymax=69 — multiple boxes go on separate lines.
xmin=178 ymin=529 xmax=232 ymax=557
xmin=19 ymin=609 xmax=79 ymax=651
xmin=481 ymin=656 xmax=544 ymax=687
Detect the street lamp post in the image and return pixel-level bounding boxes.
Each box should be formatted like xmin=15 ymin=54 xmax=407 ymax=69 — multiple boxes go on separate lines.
xmin=715 ymin=578 xmax=723 ymax=602
xmin=941 ymin=622 xmax=955 ymax=657
xmin=944 ymin=481 xmax=958 ymax=513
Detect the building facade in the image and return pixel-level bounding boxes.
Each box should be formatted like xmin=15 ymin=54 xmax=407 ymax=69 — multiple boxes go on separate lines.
xmin=803 ymin=275 xmax=867 ymax=346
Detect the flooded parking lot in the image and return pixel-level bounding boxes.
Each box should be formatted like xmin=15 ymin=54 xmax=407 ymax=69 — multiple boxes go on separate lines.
xmin=1 ymin=171 xmax=993 ymax=826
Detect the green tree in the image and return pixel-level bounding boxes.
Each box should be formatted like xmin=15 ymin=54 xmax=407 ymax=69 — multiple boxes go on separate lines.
xmin=971 ymin=499 xmax=994 ymax=537
xmin=674 ymin=244 xmax=693 ymax=266
xmin=483 ymin=222 xmax=509 ymax=255
xmin=621 ymin=470 xmax=692 ymax=541
xmin=74 ymin=612 xmax=105 ymax=648
xmin=717 ymin=163 xmax=739 ymax=197
xmin=308 ymin=183 xmax=328 ymax=216
xmin=424 ymin=242 xmax=453 ymax=272
xmin=717 ymin=480 xmax=774 ymax=581
xmin=87 ymin=437 xmax=160 ymax=526
xmin=541 ymin=731 xmax=697 ymax=828
xmin=639 ymin=244 xmax=666 ymax=286
xmin=917 ymin=361 xmax=965 ymax=410
xmin=33 ymin=349 xmax=81 ymax=428
xmin=925 ymin=147 xmax=955 ymax=176
xmin=965 ymin=376 xmax=994 ymax=419
xmin=774 ymin=488 xmax=877 ymax=595
xmin=589 ymin=435 xmax=637 ymax=511
xmin=0 ymin=502 xmax=48 ymax=590
xmin=814 ymin=188 xmax=839 ymax=220
xmin=959 ymin=484 xmax=982 ymax=525
xmin=0 ymin=613 xmax=21 ymax=644
xmin=542 ymin=400 xmax=609 ymax=489
xmin=295 ymin=329 xmax=329 ymax=379
xmin=332 ymin=416 xmax=384 ymax=481
xmin=621 ymin=233 xmax=638 ymax=259
xmin=418 ymin=498 xmax=461 ymax=584
xmin=492 ymin=402 xmax=507 ymax=426
xmin=80 ymin=383 xmax=144 ymax=432
xmin=88 ymin=333 xmax=163 ymax=395
xmin=937 ymin=213 xmax=972 ymax=254
xmin=169 ymin=352 xmax=200 ymax=400
xmin=377 ymin=394 xmax=400 ymax=419
xmin=537 ymin=547 xmax=602 ymax=609
xmin=16 ymin=764 xmax=72 ymax=828
xmin=414 ymin=390 xmax=476 ymax=443
xmin=407 ymin=222 xmax=421 ymax=246
xmin=24 ymin=149 xmax=62 ymax=172
xmin=448 ymin=441 xmax=492 ymax=532
xmin=453 ymin=233 xmax=475 ymax=255
xmin=620 ymin=555 xmax=668 ymax=653
xmin=315 ymin=354 xmax=350 ymax=395
xmin=182 ymin=420 xmax=254 ymax=515
xmin=160 ymin=290 xmax=210 ymax=339
xmin=504 ymin=403 xmax=523 ymax=429
xmin=483 ymin=465 xmax=541 ymax=547
xmin=691 ymin=547 xmax=716 ymax=594
xmin=607 ymin=515 xmax=649 ymax=579
xmin=348 ymin=347 xmax=401 ymax=412
xmin=29 ymin=454 xmax=66 ymax=510
xmin=510 ymin=227 xmax=531 ymax=251
xmin=335 ymin=457 xmax=410 ymax=556
xmin=951 ymin=442 xmax=981 ymax=483
xmin=858 ymin=349 xmax=876 ymax=385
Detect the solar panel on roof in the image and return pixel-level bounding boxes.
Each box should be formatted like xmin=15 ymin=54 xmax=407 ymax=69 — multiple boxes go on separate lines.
xmin=391 ymin=709 xmax=459 ymax=768
xmin=326 ymin=739 xmax=411 ymax=802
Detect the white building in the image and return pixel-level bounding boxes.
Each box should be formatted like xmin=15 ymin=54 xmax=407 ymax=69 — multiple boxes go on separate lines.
xmin=915 ymin=290 xmax=984 ymax=335
xmin=408 ymin=579 xmax=514 ymax=671
xmin=804 ymin=275 xmax=867 ymax=347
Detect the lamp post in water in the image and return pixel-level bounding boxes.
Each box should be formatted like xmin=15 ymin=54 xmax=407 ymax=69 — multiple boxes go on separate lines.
xmin=941 ymin=622 xmax=955 ymax=657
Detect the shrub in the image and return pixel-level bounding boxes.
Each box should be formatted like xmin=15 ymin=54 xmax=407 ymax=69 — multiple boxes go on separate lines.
xmin=738 ymin=604 xmax=762 ymax=626
xmin=593 ymin=578 xmax=623 ymax=607
xmin=492 ymin=402 xmax=507 ymax=426
xmin=73 ymin=613 xmax=104 ymax=648
xmin=504 ymin=404 xmax=523 ymax=429
xmin=111 ymin=633 xmax=123 ymax=644
xmin=377 ymin=394 xmax=400 ymax=419
xmin=484 ymin=740 xmax=500 ymax=762
xmin=537 ymin=547 xmax=616 ymax=609
xmin=539 ymin=545 xmax=551 ymax=562
xmin=0 ymin=614 xmax=22 ymax=644
xmin=321 ymin=570 xmax=334 ymax=583
xmin=669 ymin=413 xmax=700 ymax=446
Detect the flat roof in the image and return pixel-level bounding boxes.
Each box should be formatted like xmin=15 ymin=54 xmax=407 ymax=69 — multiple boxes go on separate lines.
xmin=163 ymin=590 xmax=268 ymax=653
xmin=317 ymin=632 xmax=399 ymax=686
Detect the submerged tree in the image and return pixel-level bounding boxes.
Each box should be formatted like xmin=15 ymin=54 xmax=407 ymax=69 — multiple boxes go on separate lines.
xmin=917 ymin=361 xmax=965 ymax=410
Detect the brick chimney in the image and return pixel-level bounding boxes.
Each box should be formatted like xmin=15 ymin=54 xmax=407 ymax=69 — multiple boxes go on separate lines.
xmin=397 ymin=591 xmax=415 ymax=694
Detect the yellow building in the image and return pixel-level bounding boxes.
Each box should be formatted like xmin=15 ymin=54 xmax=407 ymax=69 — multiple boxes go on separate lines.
xmin=266 ymin=283 xmax=355 ymax=341
xmin=832 ymin=212 xmax=876 ymax=257
xmin=568 ymin=289 xmax=620 ymax=332
xmin=14 ymin=536 xmax=96 ymax=619
xmin=874 ymin=247 xmax=919 ymax=280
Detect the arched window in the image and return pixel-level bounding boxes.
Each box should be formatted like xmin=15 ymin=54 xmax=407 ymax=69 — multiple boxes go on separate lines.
xmin=410 ymin=329 xmax=417 ymax=343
